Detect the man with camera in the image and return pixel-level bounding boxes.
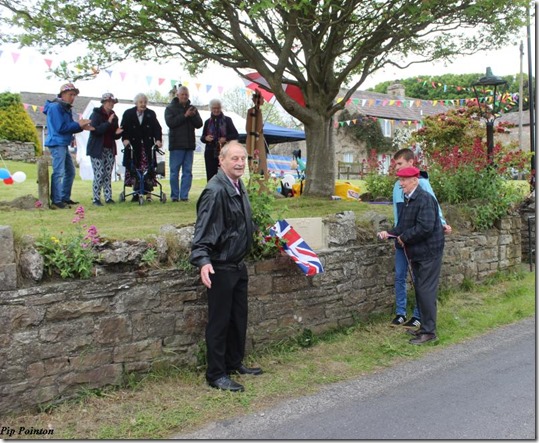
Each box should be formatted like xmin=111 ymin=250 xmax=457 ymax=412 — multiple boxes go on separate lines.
xmin=165 ymin=85 xmax=203 ymax=202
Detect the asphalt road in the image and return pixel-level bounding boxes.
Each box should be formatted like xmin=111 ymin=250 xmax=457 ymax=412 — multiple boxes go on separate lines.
xmin=175 ymin=317 xmax=536 ymax=440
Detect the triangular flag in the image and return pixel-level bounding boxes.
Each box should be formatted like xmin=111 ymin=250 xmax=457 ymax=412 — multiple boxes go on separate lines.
xmin=105 ymin=70 xmax=113 ymax=78
xmin=158 ymin=78 xmax=165 ymax=86
xmin=206 ymin=84 xmax=212 ymax=93
xmin=44 ymin=58 xmax=53 ymax=69
xmin=11 ymin=52 xmax=20 ymax=63
xmin=218 ymin=86 xmax=224 ymax=94
xmin=23 ymin=103 xmax=29 ymax=110
xmin=31 ymin=105 xmax=38 ymax=112
xmin=146 ymin=76 xmax=153 ymax=86
xmin=120 ymin=72 xmax=127 ymax=81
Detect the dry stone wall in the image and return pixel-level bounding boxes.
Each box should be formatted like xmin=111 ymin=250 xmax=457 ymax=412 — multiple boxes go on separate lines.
xmin=0 ymin=214 xmax=524 ymax=414
xmin=0 ymin=141 xmax=37 ymax=163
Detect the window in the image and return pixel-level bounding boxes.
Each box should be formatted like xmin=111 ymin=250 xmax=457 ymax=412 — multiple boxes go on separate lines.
xmin=381 ymin=119 xmax=392 ymax=137
xmin=343 ymin=152 xmax=354 ymax=163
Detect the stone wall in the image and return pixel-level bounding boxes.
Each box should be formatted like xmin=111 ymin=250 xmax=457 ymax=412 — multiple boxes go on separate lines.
xmin=519 ymin=194 xmax=535 ymax=265
xmin=0 ymin=214 xmax=523 ymax=414
xmin=0 ymin=141 xmax=37 ymax=163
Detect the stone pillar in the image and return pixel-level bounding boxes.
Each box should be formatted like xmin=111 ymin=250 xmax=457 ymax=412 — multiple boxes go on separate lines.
xmin=0 ymin=226 xmax=17 ymax=290
xmin=37 ymin=157 xmax=49 ymax=207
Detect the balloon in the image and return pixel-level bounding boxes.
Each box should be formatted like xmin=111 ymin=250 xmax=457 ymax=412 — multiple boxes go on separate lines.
xmin=3 ymin=177 xmax=14 ymax=185
xmin=0 ymin=168 xmax=10 ymax=179
xmin=12 ymin=171 xmax=27 ymax=183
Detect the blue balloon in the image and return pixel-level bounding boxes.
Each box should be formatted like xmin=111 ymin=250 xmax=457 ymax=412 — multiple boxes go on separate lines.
xmin=0 ymin=168 xmax=11 ymax=179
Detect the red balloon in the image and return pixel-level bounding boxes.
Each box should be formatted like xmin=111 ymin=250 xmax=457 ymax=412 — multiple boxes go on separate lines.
xmin=3 ymin=177 xmax=14 ymax=185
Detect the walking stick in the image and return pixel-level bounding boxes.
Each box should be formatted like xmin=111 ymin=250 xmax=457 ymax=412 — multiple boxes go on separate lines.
xmin=402 ymin=244 xmax=416 ymax=292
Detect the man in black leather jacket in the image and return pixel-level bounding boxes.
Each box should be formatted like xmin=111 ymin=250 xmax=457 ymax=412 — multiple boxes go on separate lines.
xmin=190 ymin=141 xmax=263 ymax=392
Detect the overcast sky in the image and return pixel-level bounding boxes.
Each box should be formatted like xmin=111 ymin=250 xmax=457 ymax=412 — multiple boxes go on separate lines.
xmin=0 ymin=25 xmax=535 ymax=103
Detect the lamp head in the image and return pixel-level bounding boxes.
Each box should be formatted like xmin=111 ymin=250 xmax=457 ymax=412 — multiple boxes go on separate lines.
xmin=472 ymin=67 xmax=507 ymax=88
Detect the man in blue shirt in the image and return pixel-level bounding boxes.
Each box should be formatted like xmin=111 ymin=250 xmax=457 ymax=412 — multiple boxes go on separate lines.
xmin=43 ymin=83 xmax=93 ymax=209
xmin=389 ymin=149 xmax=451 ymax=329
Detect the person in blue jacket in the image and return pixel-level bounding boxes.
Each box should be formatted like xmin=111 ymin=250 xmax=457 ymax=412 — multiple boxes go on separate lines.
xmin=389 ymin=148 xmax=451 ymax=329
xmin=43 ymin=83 xmax=93 ymax=209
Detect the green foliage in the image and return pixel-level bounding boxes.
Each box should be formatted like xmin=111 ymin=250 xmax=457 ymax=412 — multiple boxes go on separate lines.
xmin=426 ymin=140 xmax=526 ymax=230
xmin=35 ymin=206 xmax=100 ymax=279
xmin=410 ymin=105 xmax=483 ymax=156
xmin=0 ymin=92 xmax=42 ymax=155
xmin=337 ymin=109 xmax=392 ymax=153
xmin=363 ymin=150 xmax=394 ymax=200
xmin=246 ymin=176 xmax=283 ymax=261
xmin=140 ymin=247 xmax=158 ymax=267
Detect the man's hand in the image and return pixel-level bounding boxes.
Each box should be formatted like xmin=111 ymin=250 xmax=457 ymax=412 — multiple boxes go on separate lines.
xmin=443 ymin=224 xmax=452 ymax=234
xmin=200 ymin=263 xmax=215 ymax=289
xmin=377 ymin=231 xmax=389 ymax=240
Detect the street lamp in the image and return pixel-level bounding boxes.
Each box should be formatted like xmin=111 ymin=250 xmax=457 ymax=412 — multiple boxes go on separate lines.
xmin=471 ymin=67 xmax=508 ymax=164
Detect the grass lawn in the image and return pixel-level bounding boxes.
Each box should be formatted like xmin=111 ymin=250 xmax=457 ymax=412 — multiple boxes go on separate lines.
xmin=0 ymin=159 xmax=390 ymax=240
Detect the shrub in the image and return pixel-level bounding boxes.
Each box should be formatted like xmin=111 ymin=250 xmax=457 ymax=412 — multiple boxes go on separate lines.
xmin=426 ymin=139 xmax=528 ymax=230
xmin=364 ymin=149 xmax=394 ymax=200
xmin=35 ymin=206 xmax=100 ymax=279
xmin=0 ymin=92 xmax=42 ymax=155
xmin=246 ymin=176 xmax=283 ymax=261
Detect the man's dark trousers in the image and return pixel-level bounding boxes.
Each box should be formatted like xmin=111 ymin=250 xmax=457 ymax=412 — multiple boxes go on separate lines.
xmin=205 ymin=263 xmax=248 ymax=382
xmin=412 ymin=254 xmax=443 ymax=335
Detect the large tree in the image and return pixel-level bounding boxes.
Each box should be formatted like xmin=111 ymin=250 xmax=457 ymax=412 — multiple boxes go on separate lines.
xmin=0 ymin=0 xmax=528 ymax=196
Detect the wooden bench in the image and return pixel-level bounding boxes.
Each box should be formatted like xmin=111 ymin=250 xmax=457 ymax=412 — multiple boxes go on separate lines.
xmin=337 ymin=161 xmax=363 ymax=180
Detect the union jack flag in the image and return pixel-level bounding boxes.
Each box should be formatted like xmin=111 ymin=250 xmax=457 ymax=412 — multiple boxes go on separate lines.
xmin=269 ymin=220 xmax=324 ymax=276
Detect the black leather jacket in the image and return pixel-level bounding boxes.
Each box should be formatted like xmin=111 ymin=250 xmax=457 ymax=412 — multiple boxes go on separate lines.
xmin=190 ymin=169 xmax=254 ymax=269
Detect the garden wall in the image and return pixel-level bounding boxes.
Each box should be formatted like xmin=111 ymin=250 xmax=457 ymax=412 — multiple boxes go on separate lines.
xmin=0 ymin=141 xmax=37 ymax=163
xmin=0 ymin=214 xmax=523 ymax=414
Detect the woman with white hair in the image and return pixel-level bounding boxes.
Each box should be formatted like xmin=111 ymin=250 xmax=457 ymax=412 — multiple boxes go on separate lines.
xmin=120 ymin=93 xmax=163 ymax=201
xmin=200 ymin=98 xmax=239 ymax=181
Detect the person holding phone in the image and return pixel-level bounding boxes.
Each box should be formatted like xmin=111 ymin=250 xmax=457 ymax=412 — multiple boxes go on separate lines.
xmin=165 ymin=86 xmax=203 ymax=202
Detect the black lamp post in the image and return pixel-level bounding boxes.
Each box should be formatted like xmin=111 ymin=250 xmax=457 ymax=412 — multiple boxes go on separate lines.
xmin=471 ymin=67 xmax=508 ymax=165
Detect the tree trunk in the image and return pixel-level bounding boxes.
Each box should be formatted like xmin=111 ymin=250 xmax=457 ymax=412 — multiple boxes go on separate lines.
xmin=302 ymin=114 xmax=335 ymax=197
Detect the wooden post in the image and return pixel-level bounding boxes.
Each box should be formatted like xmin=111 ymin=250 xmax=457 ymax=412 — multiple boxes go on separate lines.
xmin=245 ymin=90 xmax=269 ymax=190
xmin=37 ymin=157 xmax=49 ymax=208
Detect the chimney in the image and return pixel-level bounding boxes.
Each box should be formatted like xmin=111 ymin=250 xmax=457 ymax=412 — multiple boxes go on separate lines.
xmin=387 ymin=82 xmax=405 ymax=98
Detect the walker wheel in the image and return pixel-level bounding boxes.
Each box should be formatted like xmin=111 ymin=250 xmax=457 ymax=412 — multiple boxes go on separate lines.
xmin=119 ymin=192 xmax=125 ymax=202
xmin=138 ymin=195 xmax=144 ymax=205
xmin=161 ymin=193 xmax=167 ymax=203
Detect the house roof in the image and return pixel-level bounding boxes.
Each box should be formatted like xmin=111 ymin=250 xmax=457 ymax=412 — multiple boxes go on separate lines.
xmin=19 ymin=91 xmax=169 ymax=127
xmin=339 ymin=88 xmax=451 ymax=122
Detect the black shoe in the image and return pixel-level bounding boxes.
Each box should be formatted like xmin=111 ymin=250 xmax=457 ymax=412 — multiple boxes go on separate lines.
xmin=228 ymin=365 xmax=263 ymax=376
xmin=208 ymin=376 xmax=244 ymax=392
xmin=50 ymin=202 xmax=68 ymax=209
xmin=390 ymin=315 xmax=406 ymax=327
xmin=93 ymin=200 xmax=104 ymax=207
xmin=180 ymin=198 xmax=189 ymax=202
xmin=63 ymin=199 xmax=79 ymax=205
xmin=105 ymin=199 xmax=115 ymax=204
xmin=403 ymin=317 xmax=421 ymax=329
xmin=171 ymin=198 xmax=179 ymax=202
xmin=409 ymin=333 xmax=438 ymax=345
xmin=131 ymin=194 xmax=139 ymax=202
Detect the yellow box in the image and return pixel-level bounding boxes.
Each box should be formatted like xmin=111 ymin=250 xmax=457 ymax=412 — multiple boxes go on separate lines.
xmin=334 ymin=181 xmax=361 ymax=201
